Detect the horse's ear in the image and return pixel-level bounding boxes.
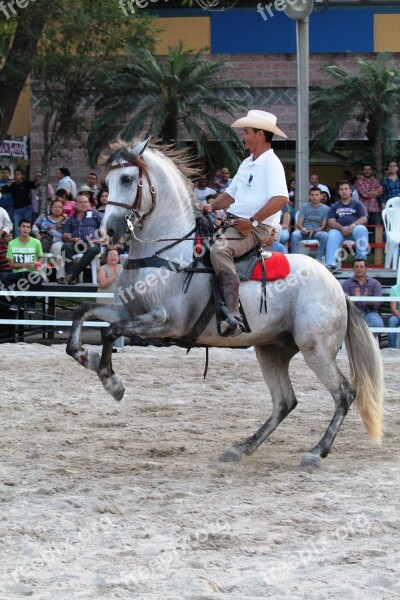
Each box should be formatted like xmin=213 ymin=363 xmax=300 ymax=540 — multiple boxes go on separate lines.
xmin=129 ymin=137 xmax=151 ymax=157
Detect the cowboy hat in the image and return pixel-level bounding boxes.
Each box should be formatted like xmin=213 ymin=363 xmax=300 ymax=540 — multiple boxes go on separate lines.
xmin=231 ymin=110 xmax=287 ymax=139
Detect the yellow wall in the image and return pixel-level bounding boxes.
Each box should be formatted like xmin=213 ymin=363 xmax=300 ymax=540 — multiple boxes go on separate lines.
xmin=154 ymin=17 xmax=210 ymax=54
xmin=7 ymin=84 xmax=31 ymax=136
xmin=374 ymin=14 xmax=400 ymax=52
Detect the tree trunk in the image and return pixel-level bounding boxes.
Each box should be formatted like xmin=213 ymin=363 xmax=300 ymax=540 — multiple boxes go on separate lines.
xmin=0 ymin=4 xmax=50 ymax=140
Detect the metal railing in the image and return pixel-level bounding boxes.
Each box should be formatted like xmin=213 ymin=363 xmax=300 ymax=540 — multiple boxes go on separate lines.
xmin=0 ymin=292 xmax=399 ymax=338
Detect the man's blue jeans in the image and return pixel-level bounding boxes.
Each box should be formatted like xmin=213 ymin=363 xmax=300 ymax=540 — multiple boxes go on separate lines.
xmin=326 ymin=225 xmax=369 ymax=266
xmin=360 ymin=310 xmax=384 ymax=340
xmin=13 ymin=206 xmax=33 ymax=235
xmin=291 ymin=230 xmax=328 ymax=261
xmin=388 ymin=315 xmax=400 ymax=348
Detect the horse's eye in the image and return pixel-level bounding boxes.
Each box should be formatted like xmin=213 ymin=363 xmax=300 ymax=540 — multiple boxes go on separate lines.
xmin=121 ymin=174 xmax=134 ymax=185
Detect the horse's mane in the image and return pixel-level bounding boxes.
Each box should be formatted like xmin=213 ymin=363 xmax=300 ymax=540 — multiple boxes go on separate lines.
xmin=99 ymin=138 xmax=199 ymax=199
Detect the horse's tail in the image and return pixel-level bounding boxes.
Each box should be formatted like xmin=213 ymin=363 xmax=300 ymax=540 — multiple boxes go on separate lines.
xmin=345 ymin=296 xmax=384 ymax=444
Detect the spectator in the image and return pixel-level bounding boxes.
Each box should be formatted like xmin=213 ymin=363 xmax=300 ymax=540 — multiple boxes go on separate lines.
xmin=325 ymin=180 xmax=369 ymax=274
xmin=342 ymin=259 xmax=384 ymax=340
xmin=32 ymin=199 xmax=68 ymax=284
xmin=382 ymin=161 xmax=400 ymax=206
xmin=56 ymin=167 xmax=77 ymax=199
xmin=309 ymin=173 xmax=331 ymax=199
xmin=6 ymin=218 xmax=43 ymax=313
xmin=56 ymin=188 xmax=75 ymax=218
xmin=193 ymin=175 xmax=216 ymax=204
xmin=278 ymin=203 xmax=291 ymax=249
xmin=78 ymin=184 xmax=96 ymax=207
xmin=85 ymin=172 xmax=99 ymax=202
xmin=209 ymin=167 xmax=222 ymax=193
xmin=263 ymin=226 xmax=286 ymax=253
xmin=0 ymin=231 xmax=13 ymax=285
xmin=287 ymin=178 xmax=295 ymax=211
xmin=219 ymin=167 xmax=233 ymax=193
xmin=97 ymin=248 xmax=123 ymax=347
xmin=62 ymin=194 xmax=105 ymax=285
xmin=97 ymin=188 xmax=109 ymax=213
xmin=0 ymin=206 xmax=13 ymax=237
xmin=0 ymin=167 xmax=35 ymax=235
xmin=0 ymin=166 xmax=14 ymax=223
xmin=388 ymin=281 xmax=400 ymax=349
xmin=290 ymin=187 xmax=329 ymax=262
xmin=355 ymin=163 xmax=383 ymax=227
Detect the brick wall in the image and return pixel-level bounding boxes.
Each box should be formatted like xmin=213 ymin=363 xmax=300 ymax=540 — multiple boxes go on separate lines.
xmin=29 ymin=52 xmax=400 ymax=186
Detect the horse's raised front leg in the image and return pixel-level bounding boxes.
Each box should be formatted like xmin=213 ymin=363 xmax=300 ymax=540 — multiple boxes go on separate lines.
xmin=97 ymin=310 xmax=169 ymax=400
xmin=220 ymin=341 xmax=299 ymax=463
xmin=66 ymin=302 xmax=126 ymax=372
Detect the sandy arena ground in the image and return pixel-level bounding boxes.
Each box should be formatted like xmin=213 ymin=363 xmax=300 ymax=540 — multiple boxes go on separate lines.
xmin=0 ymin=343 xmax=399 ymax=599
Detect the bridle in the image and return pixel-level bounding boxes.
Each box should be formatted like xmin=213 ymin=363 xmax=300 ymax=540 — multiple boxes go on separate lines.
xmin=106 ymin=161 xmax=156 ymax=230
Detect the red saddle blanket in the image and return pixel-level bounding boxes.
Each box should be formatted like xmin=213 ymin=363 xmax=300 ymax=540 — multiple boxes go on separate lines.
xmin=249 ymin=252 xmax=290 ymax=281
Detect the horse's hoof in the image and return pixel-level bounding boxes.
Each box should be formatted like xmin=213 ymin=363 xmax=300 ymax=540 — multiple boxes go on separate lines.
xmin=102 ymin=375 xmax=125 ymax=401
xmin=219 ymin=444 xmax=243 ymax=463
xmin=301 ymin=452 xmax=321 ymax=468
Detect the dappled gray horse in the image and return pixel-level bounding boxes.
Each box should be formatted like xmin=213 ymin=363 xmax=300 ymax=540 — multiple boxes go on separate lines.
xmin=67 ymin=139 xmax=384 ymax=466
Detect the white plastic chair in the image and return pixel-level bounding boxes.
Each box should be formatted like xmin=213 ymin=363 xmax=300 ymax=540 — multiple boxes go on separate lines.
xmin=73 ymin=250 xmax=104 ymax=285
xmin=382 ymin=197 xmax=400 ymax=270
xmin=295 ymin=211 xmax=320 ymax=255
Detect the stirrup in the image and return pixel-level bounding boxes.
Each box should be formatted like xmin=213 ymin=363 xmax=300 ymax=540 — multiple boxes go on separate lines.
xmin=220 ymin=318 xmax=243 ymax=337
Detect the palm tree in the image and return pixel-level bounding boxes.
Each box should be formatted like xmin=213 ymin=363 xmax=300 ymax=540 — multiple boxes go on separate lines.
xmin=87 ymin=41 xmax=249 ymax=169
xmin=310 ymin=53 xmax=400 ymax=175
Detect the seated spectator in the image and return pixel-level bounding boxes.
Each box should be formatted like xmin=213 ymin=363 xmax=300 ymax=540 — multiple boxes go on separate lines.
xmin=56 ymin=189 xmax=75 ymax=218
xmin=0 ymin=206 xmax=13 ymax=237
xmin=342 ymin=259 xmax=384 ymax=340
xmin=325 ymin=180 xmax=369 ymax=274
xmin=97 ymin=188 xmax=109 ymax=213
xmin=209 ymin=167 xmax=222 ymax=193
xmin=78 ymin=184 xmax=96 ymax=207
xmin=32 ymin=199 xmax=68 ymax=284
xmin=193 ymin=175 xmax=216 ymax=204
xmin=264 ymin=227 xmax=286 ymax=253
xmin=62 ymin=194 xmax=105 ymax=285
xmin=287 ymin=178 xmax=295 ymax=211
xmin=6 ymin=218 xmax=43 ymax=313
xmin=290 ymin=187 xmax=329 ymax=262
xmin=278 ymin=203 xmax=291 ymax=247
xmin=388 ymin=281 xmax=400 ymax=349
xmin=219 ymin=167 xmax=232 ymax=193
xmin=97 ymin=248 xmax=123 ymax=345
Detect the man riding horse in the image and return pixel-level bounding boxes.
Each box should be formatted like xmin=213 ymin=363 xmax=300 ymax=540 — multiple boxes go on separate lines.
xmin=202 ymin=110 xmax=289 ymax=336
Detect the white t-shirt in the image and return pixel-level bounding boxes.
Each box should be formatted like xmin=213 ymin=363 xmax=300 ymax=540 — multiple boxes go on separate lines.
xmin=225 ymin=149 xmax=288 ymax=227
xmin=194 ymin=186 xmax=217 ymax=204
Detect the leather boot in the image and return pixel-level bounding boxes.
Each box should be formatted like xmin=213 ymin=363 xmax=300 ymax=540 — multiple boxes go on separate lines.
xmin=218 ymin=270 xmax=243 ymax=336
